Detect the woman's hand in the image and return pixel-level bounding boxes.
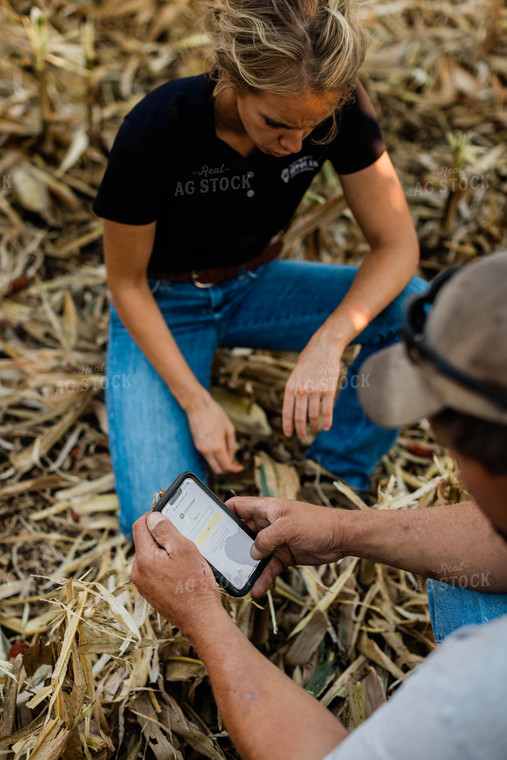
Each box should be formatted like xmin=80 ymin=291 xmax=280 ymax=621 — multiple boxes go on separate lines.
xmin=226 ymin=496 xmax=346 ymax=597
xmin=131 ymin=511 xmax=223 ymax=635
xmin=186 ymin=392 xmax=244 ymax=475
xmin=283 ymin=324 xmax=345 ymax=439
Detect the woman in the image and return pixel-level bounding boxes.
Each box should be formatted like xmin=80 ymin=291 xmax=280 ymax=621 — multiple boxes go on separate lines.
xmin=94 ymin=0 xmax=426 ymax=539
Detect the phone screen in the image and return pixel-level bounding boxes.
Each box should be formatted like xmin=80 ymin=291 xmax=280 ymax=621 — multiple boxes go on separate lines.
xmin=159 ymin=476 xmax=260 ymax=589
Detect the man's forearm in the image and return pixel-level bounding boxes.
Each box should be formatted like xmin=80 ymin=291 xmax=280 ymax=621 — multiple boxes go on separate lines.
xmin=338 ymin=502 xmax=507 ymax=593
xmin=188 ymin=608 xmax=347 ymax=760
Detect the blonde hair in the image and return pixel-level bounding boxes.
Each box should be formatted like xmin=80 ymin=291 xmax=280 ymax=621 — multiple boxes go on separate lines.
xmin=205 ymin=0 xmax=367 ymax=125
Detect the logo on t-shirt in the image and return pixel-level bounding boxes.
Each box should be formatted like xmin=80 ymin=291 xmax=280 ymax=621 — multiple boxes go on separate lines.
xmin=281 ymin=156 xmax=319 ymax=183
xmin=174 ymin=164 xmax=253 ymax=196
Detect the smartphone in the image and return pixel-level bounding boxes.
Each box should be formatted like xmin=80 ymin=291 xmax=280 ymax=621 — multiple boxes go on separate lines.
xmin=153 ymin=472 xmax=270 ymax=597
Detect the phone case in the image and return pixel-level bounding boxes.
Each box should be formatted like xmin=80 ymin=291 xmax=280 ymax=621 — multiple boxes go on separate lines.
xmin=153 ymin=471 xmax=270 ymax=597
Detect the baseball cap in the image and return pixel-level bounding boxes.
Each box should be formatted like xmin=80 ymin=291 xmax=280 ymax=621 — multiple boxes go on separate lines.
xmin=358 ymin=251 xmax=507 ymax=429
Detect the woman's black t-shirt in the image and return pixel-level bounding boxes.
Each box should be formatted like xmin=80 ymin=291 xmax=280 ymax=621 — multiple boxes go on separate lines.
xmin=93 ymin=72 xmax=385 ymax=273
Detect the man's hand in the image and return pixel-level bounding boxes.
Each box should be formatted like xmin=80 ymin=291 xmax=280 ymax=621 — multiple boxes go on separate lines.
xmin=187 ymin=392 xmax=244 ymax=475
xmin=131 ymin=512 xmax=223 ymax=636
xmin=283 ymin=325 xmax=344 ymax=439
xmin=226 ymin=497 xmax=345 ymax=597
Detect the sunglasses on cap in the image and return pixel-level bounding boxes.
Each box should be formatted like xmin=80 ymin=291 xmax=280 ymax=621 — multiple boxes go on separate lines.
xmin=402 ymin=267 xmax=507 ymax=412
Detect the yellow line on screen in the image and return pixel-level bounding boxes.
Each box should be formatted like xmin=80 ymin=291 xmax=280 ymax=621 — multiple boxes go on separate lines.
xmin=196 ymin=511 xmax=221 ymax=546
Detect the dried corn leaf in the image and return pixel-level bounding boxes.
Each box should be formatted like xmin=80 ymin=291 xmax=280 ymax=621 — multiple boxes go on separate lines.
xmin=290 ymin=558 xmax=359 ymax=638
xmin=357 ymin=632 xmax=405 ymax=681
xmin=211 ymin=387 xmax=272 ymax=437
xmin=1 ymin=0 xmax=500 ymax=756
xmin=254 ymin=451 xmax=300 ymax=498
xmin=285 ymin=609 xmax=328 ymax=666
xmin=11 ymin=164 xmax=50 ymax=214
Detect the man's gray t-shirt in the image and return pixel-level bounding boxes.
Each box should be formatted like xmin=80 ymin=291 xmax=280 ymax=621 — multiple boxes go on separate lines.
xmin=325 ymin=615 xmax=507 ymax=760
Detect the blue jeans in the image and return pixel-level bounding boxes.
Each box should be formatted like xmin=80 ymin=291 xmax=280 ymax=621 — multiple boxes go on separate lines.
xmin=427 ymin=579 xmax=507 ymax=642
xmin=106 ymin=260 xmax=427 ymax=539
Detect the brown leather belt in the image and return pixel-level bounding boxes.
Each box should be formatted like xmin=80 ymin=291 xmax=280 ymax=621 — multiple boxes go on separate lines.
xmin=147 ymin=240 xmax=283 ymax=287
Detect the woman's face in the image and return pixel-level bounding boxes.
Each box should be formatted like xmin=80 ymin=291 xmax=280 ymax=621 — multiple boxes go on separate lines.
xmin=235 ymin=90 xmax=336 ymax=157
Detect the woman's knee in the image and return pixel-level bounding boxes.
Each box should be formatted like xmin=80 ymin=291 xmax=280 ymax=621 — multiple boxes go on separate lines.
xmin=403 ymin=273 xmax=429 ymax=298
xmin=384 ymin=273 xmax=429 ymax=325
xmin=117 ymin=453 xmax=207 ymax=539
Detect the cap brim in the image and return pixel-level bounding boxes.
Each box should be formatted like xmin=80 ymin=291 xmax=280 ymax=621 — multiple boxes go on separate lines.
xmin=357 ymin=343 xmax=444 ymax=429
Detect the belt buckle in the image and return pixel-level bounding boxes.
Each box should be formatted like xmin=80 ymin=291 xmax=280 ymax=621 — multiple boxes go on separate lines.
xmin=191 ymin=270 xmax=214 ymax=288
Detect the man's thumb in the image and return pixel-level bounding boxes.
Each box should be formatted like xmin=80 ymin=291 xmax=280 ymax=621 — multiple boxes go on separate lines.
xmin=147 ymin=511 xmax=174 ymax=547
xmin=250 ymin=522 xmax=281 ymax=560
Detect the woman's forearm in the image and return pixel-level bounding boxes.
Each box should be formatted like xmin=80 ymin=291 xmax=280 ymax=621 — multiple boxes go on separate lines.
xmin=110 ymin=280 xmax=205 ymax=410
xmin=326 ymin=150 xmax=420 ymax=347
xmin=322 ymin=240 xmax=419 ymax=348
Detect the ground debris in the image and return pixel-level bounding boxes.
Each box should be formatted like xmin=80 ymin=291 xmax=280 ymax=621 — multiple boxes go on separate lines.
xmin=0 ymin=0 xmax=502 ymax=757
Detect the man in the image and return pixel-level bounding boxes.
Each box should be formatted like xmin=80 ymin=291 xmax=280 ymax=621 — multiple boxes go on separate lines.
xmin=131 ymin=251 xmax=507 ymax=759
